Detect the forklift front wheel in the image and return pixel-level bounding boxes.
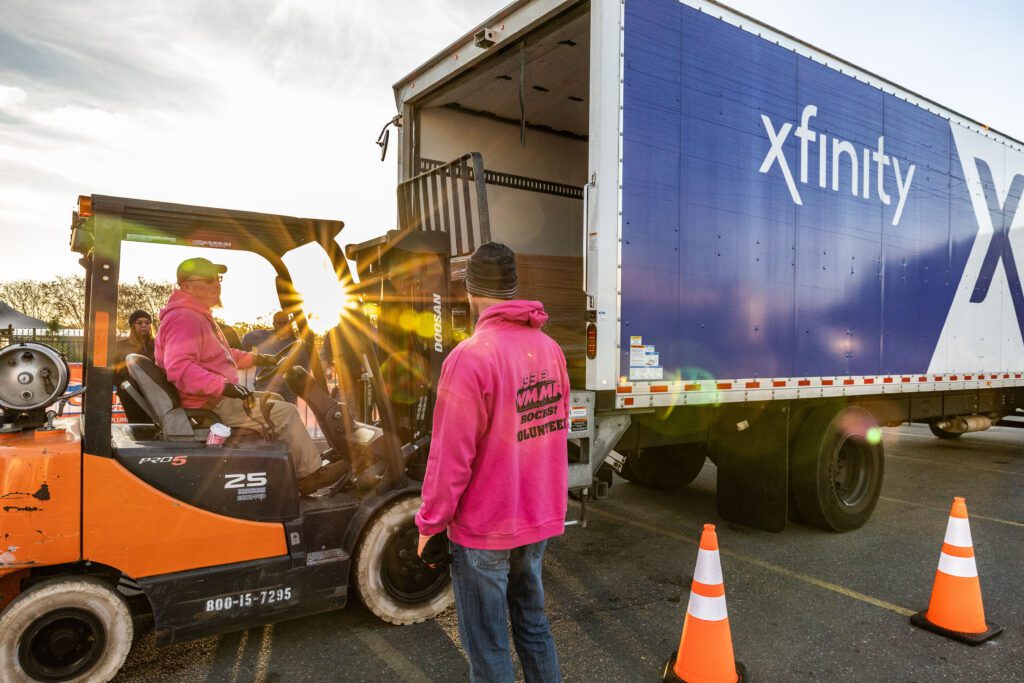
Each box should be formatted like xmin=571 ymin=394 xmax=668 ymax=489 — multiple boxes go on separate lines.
xmin=0 ymin=576 xmax=133 ymax=683
xmin=354 ymin=496 xmax=454 ymax=625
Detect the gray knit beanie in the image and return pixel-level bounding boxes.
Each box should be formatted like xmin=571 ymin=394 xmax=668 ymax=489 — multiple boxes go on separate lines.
xmin=465 ymin=242 xmax=518 ymax=299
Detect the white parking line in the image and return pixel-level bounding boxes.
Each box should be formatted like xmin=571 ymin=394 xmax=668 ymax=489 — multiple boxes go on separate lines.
xmin=354 ymin=628 xmax=434 ymax=682
xmin=588 ymin=507 xmax=916 ymax=617
xmin=254 ymin=624 xmax=274 ymax=683
xmin=882 ymin=429 xmax=1024 ymax=449
xmin=884 ymin=453 xmax=1024 ymax=477
xmin=879 ymin=496 xmax=1024 ymax=528
xmin=229 ymin=628 xmax=250 ymax=683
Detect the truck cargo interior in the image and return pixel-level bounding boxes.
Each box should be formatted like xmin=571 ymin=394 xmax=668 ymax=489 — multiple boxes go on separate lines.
xmin=411 ymin=7 xmax=590 ymax=383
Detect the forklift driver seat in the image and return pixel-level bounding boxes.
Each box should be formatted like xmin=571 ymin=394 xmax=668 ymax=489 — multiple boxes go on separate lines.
xmin=124 ymin=353 xmax=221 ymax=442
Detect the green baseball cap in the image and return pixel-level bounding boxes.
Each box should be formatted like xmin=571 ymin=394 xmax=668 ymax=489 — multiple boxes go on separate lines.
xmin=176 ymin=257 xmax=227 ymax=283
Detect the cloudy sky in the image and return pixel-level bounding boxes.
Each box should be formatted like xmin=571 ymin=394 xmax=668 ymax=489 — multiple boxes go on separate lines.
xmin=1 ymin=0 xmax=1020 ymax=322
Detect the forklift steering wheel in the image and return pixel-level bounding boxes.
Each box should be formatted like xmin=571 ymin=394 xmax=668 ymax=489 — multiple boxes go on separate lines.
xmin=254 ymin=340 xmax=305 ymax=384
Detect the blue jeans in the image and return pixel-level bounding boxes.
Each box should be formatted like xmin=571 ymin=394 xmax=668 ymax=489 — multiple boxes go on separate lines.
xmin=450 ymin=540 xmax=562 ymax=683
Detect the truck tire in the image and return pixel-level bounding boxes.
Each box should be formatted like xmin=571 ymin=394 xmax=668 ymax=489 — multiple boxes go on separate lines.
xmin=353 ymin=496 xmax=453 ymax=625
xmin=791 ymin=405 xmax=884 ymax=532
xmin=928 ymin=421 xmax=962 ymax=440
xmin=619 ymin=445 xmax=707 ymax=490
xmin=0 ymin=576 xmax=133 ymax=683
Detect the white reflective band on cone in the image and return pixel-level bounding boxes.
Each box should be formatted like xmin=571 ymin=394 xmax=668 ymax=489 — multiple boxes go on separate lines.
xmin=943 ymin=516 xmax=973 ymax=548
xmin=686 ymin=592 xmax=728 ymax=621
xmin=693 ymin=549 xmax=724 ymax=586
xmin=938 ymin=552 xmax=978 ymax=578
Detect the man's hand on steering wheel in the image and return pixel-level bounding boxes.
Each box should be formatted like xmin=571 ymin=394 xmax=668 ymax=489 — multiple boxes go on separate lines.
xmin=254 ymin=340 xmax=305 ymax=384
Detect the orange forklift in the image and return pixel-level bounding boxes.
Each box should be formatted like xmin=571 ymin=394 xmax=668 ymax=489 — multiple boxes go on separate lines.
xmin=0 ymin=195 xmax=458 ymax=682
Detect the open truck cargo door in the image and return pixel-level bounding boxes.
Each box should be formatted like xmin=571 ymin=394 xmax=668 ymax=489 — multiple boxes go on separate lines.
xmin=388 ymin=0 xmax=1024 ymax=533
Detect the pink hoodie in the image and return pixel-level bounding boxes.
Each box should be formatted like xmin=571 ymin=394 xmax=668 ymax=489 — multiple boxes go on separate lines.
xmin=155 ymin=290 xmax=253 ymax=409
xmin=415 ymin=300 xmax=569 ymax=550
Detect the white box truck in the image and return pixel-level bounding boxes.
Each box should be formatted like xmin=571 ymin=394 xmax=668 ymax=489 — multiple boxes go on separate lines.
xmin=348 ymin=0 xmax=1024 ymax=532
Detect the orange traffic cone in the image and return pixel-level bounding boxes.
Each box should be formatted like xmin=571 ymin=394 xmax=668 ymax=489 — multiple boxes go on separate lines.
xmin=910 ymin=497 xmax=1002 ymax=644
xmin=662 ymin=524 xmax=745 ymax=682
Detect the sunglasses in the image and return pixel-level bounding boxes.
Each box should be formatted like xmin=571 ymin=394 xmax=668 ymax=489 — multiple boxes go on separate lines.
xmin=183 ymin=275 xmax=223 ymax=284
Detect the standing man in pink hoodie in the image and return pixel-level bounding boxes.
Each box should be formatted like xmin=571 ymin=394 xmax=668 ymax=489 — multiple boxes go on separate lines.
xmin=416 ymin=243 xmax=568 ymax=683
xmin=155 ymin=257 xmax=348 ymax=495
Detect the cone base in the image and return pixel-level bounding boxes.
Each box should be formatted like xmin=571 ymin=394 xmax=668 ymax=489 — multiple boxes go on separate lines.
xmin=911 ymin=610 xmax=1002 ymax=645
xmin=661 ymin=651 xmax=746 ymax=682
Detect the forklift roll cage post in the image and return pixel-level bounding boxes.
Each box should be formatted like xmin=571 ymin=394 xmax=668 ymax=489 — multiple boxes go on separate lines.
xmin=70 ymin=194 xmax=345 ymax=458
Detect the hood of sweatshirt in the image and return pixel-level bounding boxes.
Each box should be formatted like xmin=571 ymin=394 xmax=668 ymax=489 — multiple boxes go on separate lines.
xmin=159 ymin=289 xmax=213 ymax=323
xmin=475 ymin=300 xmax=548 ymax=330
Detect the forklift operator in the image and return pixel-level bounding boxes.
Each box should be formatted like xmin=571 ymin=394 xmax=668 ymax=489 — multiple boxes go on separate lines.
xmin=155 ymin=257 xmax=348 ymax=495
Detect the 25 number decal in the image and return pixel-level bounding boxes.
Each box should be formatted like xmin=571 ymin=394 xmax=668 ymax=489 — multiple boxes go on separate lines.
xmin=224 ymin=472 xmax=268 ymax=489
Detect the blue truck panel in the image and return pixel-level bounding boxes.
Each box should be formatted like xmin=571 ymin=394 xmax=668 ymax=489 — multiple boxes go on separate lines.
xmin=620 ymin=0 xmax=1022 ymax=382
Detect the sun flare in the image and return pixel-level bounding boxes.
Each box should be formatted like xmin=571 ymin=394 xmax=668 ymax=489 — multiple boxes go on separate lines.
xmin=300 ymin=276 xmax=353 ymax=335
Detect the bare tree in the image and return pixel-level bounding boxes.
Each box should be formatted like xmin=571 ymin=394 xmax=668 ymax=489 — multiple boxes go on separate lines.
xmin=0 ymin=280 xmax=54 ymax=325
xmin=224 ymin=313 xmax=274 ymax=341
xmin=118 ymin=277 xmax=174 ymax=329
xmin=0 ymin=275 xmax=176 ymax=330
xmin=41 ymin=275 xmax=87 ymax=329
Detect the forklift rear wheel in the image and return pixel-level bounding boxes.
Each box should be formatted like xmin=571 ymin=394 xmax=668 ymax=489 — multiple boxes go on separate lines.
xmin=354 ymin=496 xmax=454 ymax=625
xmin=618 ymin=444 xmax=707 ymax=490
xmin=0 ymin=576 xmax=132 ymax=683
xmin=791 ymin=405 xmax=884 ymax=532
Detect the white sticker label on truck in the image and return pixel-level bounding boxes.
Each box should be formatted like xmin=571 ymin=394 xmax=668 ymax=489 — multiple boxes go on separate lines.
xmin=629 ymin=366 xmax=663 ymax=381
xmin=631 ymin=340 xmax=661 ymax=369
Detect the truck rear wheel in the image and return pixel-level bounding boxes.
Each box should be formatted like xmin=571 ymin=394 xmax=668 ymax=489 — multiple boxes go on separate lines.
xmin=0 ymin=576 xmax=133 ymax=683
xmin=619 ymin=444 xmax=707 ymax=490
xmin=353 ymin=496 xmax=453 ymax=625
xmin=791 ymin=405 xmax=884 ymax=532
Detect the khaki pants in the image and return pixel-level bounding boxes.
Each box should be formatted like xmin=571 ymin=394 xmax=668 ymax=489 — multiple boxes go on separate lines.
xmin=213 ymin=392 xmax=322 ymax=479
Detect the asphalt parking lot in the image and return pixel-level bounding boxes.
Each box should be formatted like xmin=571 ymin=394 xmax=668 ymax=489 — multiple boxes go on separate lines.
xmin=114 ymin=422 xmax=1023 ymax=682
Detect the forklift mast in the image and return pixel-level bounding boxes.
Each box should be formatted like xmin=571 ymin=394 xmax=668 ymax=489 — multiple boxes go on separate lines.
xmin=346 ymin=154 xmax=491 ymax=448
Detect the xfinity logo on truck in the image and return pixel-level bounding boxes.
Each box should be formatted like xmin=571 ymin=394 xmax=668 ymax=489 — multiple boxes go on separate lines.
xmin=970 ymin=158 xmax=1024 ymax=337
xmin=759 ymin=104 xmax=916 ymax=225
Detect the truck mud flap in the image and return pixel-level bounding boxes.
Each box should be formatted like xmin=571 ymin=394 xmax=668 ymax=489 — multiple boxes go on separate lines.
xmin=138 ymin=554 xmax=349 ymax=646
xmin=711 ymin=403 xmax=789 ymax=532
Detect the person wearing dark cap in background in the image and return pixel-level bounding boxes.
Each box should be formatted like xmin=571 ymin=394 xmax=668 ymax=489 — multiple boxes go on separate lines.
xmin=415 ymin=242 xmax=569 ymax=682
xmin=241 ymin=311 xmax=310 ymax=404
xmin=112 ymin=309 xmax=155 ymax=423
xmin=156 ymin=257 xmax=348 ymax=495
